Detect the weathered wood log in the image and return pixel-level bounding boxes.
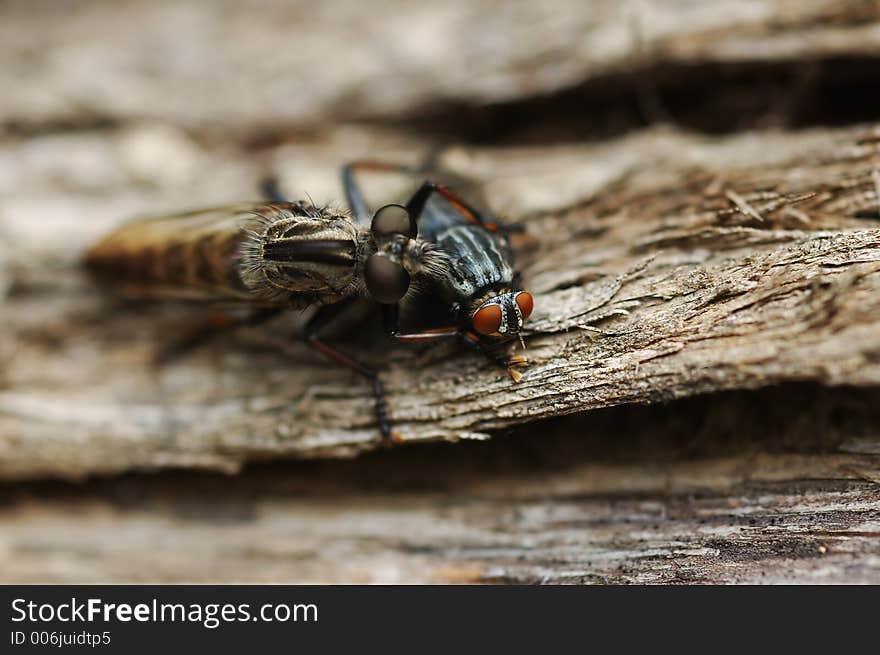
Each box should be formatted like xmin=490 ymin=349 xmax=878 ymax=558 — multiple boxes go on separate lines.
xmin=1 ymin=385 xmax=878 ymax=583
xmin=2 ymin=124 xmax=880 ymax=478
xmin=2 ymin=0 xmax=880 ymax=585
xmin=2 ymin=0 xmax=879 ymax=131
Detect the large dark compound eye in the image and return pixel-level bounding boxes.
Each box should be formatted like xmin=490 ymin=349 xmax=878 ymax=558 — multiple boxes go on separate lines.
xmin=365 ymin=254 xmax=410 ymax=303
xmin=371 ymin=204 xmax=416 ymax=239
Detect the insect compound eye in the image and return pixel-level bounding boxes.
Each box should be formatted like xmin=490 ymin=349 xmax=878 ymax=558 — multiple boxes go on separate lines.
xmin=364 ymin=254 xmax=410 ymax=304
xmin=472 ymin=303 xmax=503 ymax=336
xmin=515 ymin=291 xmax=534 ymax=320
xmin=371 ymin=204 xmax=417 ymax=239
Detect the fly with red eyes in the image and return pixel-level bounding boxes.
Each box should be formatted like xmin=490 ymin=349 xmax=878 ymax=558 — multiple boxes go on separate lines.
xmin=86 ymin=158 xmax=534 ymax=445
xmin=341 ymin=160 xmax=533 ymax=382
xmin=262 ymin=159 xmax=534 ymax=440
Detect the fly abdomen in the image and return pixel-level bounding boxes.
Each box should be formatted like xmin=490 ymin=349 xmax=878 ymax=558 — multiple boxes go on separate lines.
xmin=86 ymin=203 xmax=364 ymax=307
xmin=85 ymin=205 xmax=258 ymax=302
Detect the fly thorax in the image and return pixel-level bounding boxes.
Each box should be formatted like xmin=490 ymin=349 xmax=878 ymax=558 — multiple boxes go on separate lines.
xmin=435 ymin=224 xmax=513 ymax=300
xmin=240 ymin=204 xmax=361 ymax=303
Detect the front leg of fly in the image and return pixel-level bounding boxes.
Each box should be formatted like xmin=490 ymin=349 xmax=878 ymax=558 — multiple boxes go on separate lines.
xmin=457 ymin=329 xmax=527 ymax=382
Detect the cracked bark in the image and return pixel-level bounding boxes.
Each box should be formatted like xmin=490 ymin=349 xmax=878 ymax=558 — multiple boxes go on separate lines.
xmin=1 ymin=0 xmax=879 ymax=584
xmin=3 ymin=125 xmax=880 ymax=477
xmin=1 ymin=385 xmax=879 ymax=583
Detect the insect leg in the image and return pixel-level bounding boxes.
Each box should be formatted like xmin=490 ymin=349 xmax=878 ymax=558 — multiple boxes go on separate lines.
xmin=342 ymin=160 xmax=424 ymax=224
xmin=302 ymin=300 xmax=398 ymax=445
xmin=380 ymin=304 xmax=459 ymax=343
xmin=259 ymin=175 xmax=289 ymax=203
xmin=380 ymin=305 xmax=524 ymax=380
xmin=343 ymin=158 xmax=523 ymax=234
xmin=404 ymin=181 xmax=524 ymax=235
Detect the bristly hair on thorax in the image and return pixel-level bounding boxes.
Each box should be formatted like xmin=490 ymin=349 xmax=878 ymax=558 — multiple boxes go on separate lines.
xmin=400 ymin=238 xmax=452 ymax=300
xmin=238 ymin=202 xmax=366 ymax=308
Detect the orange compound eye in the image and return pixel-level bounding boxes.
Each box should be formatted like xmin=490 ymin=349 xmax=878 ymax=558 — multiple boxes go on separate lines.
xmin=472 ymin=304 xmax=503 ymax=335
xmin=515 ymin=291 xmax=534 ymax=320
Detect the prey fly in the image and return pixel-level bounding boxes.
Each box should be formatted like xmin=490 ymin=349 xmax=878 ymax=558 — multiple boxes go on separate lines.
xmin=86 ymin=160 xmax=534 ymax=443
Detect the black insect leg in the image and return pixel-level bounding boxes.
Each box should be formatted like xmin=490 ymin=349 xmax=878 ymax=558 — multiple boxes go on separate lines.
xmin=155 ymin=307 xmax=284 ymax=365
xmin=302 ymin=300 xmax=398 ymax=445
xmin=341 ymin=160 xmax=424 ymax=224
xmin=380 ymin=305 xmax=518 ymax=373
xmin=343 ymin=160 xmax=520 ymax=235
xmin=380 ymin=304 xmax=460 ymax=343
xmin=404 ymin=180 xmax=524 ymax=235
xmin=343 ymin=158 xmax=524 ymax=234
xmin=380 ymin=305 xmax=524 ymax=381
xmin=259 ymin=175 xmax=289 ymax=203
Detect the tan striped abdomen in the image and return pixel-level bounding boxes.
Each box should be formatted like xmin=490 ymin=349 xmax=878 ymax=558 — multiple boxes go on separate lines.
xmin=86 ymin=203 xmax=363 ymax=308
xmin=86 ymin=205 xmax=268 ymax=304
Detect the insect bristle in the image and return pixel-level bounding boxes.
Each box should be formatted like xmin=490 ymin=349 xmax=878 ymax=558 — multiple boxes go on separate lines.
xmin=239 ymin=202 xmax=361 ymax=306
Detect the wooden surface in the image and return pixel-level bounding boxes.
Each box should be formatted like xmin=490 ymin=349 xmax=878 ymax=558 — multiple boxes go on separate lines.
xmin=2 ymin=386 xmax=879 ymax=583
xmin=3 ymin=125 xmax=880 ymax=478
xmin=1 ymin=0 xmax=879 ymax=583
xmin=4 ymin=0 xmax=878 ymax=131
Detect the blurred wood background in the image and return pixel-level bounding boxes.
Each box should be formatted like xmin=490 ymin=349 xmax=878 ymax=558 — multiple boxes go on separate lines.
xmin=1 ymin=0 xmax=879 ymax=583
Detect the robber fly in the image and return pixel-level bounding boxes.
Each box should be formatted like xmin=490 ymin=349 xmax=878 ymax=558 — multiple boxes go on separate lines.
xmin=86 ymin=160 xmax=534 ymax=443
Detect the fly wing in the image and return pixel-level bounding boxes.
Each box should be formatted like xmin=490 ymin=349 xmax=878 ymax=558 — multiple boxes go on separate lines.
xmin=86 ymin=204 xmax=266 ymax=302
xmin=85 ymin=203 xmax=361 ymax=308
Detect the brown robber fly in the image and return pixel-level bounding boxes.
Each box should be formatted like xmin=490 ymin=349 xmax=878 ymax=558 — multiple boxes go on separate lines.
xmin=86 ymin=160 xmax=534 ymax=443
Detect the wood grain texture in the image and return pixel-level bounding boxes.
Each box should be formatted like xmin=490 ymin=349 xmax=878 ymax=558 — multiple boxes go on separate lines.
xmin=1 ymin=386 xmax=878 ymax=583
xmin=3 ymin=124 xmax=880 ymax=478
xmin=2 ymin=1 xmax=880 ymax=585
xmin=2 ymin=0 xmax=878 ymax=130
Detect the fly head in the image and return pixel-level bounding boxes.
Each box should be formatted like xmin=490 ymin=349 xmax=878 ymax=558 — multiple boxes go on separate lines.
xmin=364 ymin=203 xmax=418 ymax=304
xmin=470 ymin=289 xmax=534 ymax=339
